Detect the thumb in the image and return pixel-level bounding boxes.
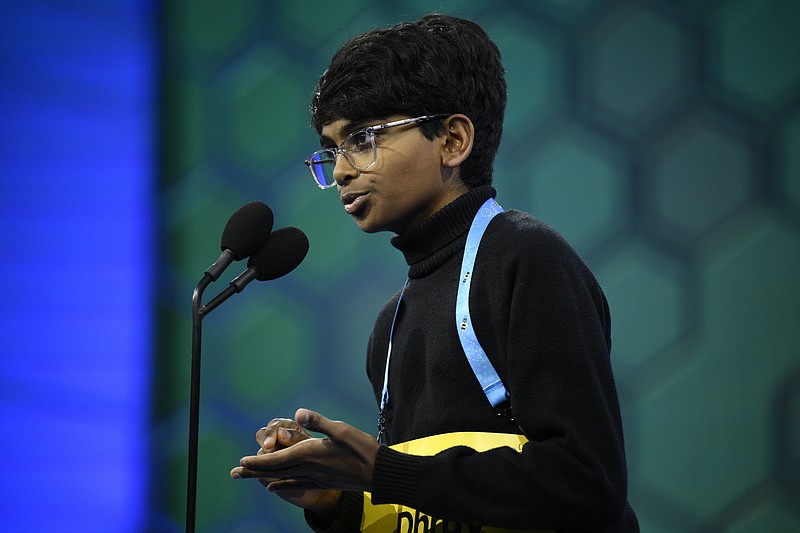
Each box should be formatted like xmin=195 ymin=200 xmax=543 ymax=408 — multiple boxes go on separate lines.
xmin=295 ymin=408 xmax=334 ymax=436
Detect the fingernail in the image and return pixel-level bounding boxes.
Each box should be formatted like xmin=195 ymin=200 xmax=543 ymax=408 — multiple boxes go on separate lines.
xmin=279 ymin=428 xmax=290 ymax=439
xmin=231 ymin=471 xmax=240 ymax=479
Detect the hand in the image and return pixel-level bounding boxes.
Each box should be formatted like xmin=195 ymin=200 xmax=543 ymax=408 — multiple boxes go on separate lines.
xmin=256 ymin=417 xmax=312 ymax=455
xmin=232 ymin=415 xmax=342 ymax=517
xmin=232 ymin=408 xmax=380 ymax=494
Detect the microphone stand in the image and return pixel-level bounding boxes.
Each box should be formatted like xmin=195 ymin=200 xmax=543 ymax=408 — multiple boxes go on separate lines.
xmin=186 ymin=270 xmax=251 ymax=532
xmin=183 ymin=227 xmax=307 ymax=531
xmin=186 ymin=274 xmax=212 ymax=533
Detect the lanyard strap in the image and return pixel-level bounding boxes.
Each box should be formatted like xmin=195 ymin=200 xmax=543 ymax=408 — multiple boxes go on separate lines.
xmin=380 ymin=279 xmax=408 ymax=414
xmin=378 ymin=279 xmax=407 ymax=443
xmin=456 ymin=198 xmax=509 ymax=409
xmin=378 ymin=198 xmax=508 ymax=442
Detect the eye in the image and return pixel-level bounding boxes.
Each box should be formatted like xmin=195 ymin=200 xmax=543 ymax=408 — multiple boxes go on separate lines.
xmin=345 ymin=130 xmax=373 ymax=152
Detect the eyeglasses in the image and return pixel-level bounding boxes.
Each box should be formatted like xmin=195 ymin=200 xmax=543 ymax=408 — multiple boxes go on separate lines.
xmin=304 ymin=114 xmax=448 ymax=189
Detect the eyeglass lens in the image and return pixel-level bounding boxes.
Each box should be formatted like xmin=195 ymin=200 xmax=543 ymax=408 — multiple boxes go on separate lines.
xmin=308 ymin=129 xmax=377 ymax=188
xmin=308 ymin=152 xmax=337 ymax=188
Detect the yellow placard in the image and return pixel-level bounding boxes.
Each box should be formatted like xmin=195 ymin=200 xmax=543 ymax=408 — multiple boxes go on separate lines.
xmin=361 ymin=432 xmax=553 ymax=533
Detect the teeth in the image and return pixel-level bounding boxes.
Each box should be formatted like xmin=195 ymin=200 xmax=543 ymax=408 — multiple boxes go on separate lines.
xmin=341 ymin=193 xmax=361 ymax=205
xmin=344 ymin=194 xmax=365 ymax=214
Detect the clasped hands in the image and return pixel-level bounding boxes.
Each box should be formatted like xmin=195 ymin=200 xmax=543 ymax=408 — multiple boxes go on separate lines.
xmin=230 ymin=408 xmax=380 ymax=516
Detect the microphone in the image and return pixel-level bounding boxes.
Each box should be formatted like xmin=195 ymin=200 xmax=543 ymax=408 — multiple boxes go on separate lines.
xmin=200 ymin=226 xmax=309 ymax=316
xmin=204 ymin=201 xmax=274 ymax=281
xmin=187 ymin=200 xmax=274 ymax=533
xmin=240 ymin=226 xmax=310 ymax=283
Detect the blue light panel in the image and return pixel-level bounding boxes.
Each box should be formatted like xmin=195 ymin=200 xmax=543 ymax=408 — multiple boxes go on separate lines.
xmin=0 ymin=2 xmax=155 ymax=531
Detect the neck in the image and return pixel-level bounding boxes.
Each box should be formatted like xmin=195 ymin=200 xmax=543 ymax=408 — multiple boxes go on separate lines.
xmin=391 ymin=186 xmax=497 ymax=278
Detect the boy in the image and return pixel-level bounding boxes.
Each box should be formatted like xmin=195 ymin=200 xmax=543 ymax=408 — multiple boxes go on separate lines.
xmin=231 ymin=13 xmax=639 ymax=532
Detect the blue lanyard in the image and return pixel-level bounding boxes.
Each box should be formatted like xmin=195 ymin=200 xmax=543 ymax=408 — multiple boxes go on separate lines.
xmin=455 ymin=198 xmax=508 ymax=408
xmin=378 ymin=198 xmax=508 ymax=442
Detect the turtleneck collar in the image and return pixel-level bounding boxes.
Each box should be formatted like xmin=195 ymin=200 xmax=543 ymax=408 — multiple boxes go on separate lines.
xmin=390 ymin=186 xmax=496 ymax=278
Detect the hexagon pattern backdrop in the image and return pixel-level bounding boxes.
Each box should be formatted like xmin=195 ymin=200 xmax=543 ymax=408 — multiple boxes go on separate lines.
xmin=152 ymin=1 xmax=800 ymax=532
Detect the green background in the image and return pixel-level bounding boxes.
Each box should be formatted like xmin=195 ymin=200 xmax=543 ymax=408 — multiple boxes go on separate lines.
xmin=152 ymin=0 xmax=800 ymax=531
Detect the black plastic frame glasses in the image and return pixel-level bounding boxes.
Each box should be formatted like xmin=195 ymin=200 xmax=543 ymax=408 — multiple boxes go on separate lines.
xmin=304 ymin=114 xmax=448 ymax=189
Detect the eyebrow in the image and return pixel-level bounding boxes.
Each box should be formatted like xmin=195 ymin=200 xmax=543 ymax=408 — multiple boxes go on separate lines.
xmin=318 ymin=119 xmax=377 ymax=148
xmin=318 ymin=134 xmax=335 ymax=148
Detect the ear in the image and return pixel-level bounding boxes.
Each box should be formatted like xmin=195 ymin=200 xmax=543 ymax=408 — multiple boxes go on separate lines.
xmin=440 ymin=114 xmax=474 ymax=169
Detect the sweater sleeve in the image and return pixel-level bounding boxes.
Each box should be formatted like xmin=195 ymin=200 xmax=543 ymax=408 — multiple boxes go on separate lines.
xmin=303 ymin=491 xmax=364 ymax=533
xmin=369 ymin=217 xmax=632 ymax=530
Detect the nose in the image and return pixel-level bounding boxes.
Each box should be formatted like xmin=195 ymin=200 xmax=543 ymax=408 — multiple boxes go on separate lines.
xmin=332 ymin=150 xmax=357 ymax=185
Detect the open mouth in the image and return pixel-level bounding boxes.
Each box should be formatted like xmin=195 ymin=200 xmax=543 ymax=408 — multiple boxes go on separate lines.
xmin=341 ymin=192 xmax=367 ymax=215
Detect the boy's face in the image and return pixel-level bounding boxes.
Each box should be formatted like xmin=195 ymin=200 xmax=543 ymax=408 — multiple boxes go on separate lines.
xmin=319 ymin=115 xmax=467 ymax=235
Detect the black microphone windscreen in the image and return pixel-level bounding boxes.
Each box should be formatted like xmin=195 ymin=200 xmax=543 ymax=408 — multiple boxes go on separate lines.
xmin=221 ymin=201 xmax=274 ymax=260
xmin=248 ymin=226 xmax=309 ymax=281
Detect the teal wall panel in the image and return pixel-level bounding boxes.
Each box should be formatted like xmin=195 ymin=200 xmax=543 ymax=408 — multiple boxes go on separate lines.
xmin=154 ymin=1 xmax=800 ymax=531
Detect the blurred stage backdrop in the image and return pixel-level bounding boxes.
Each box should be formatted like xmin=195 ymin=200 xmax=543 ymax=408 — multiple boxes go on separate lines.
xmin=1 ymin=0 xmax=799 ymax=532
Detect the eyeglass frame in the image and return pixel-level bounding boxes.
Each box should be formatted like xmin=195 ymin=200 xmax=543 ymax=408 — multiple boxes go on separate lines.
xmin=304 ymin=114 xmax=450 ymax=189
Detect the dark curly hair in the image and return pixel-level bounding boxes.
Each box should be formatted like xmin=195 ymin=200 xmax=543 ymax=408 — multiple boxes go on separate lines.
xmin=311 ymin=14 xmax=507 ymax=188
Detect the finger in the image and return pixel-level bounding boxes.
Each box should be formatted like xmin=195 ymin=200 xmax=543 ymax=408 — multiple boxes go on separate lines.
xmin=257 ymin=418 xmax=299 ymax=449
xmin=257 ymin=426 xmax=278 ymax=450
xmin=267 ymin=478 xmax=322 ymax=493
xmin=259 ymin=478 xmax=305 ymax=496
xmin=232 ymin=466 xmax=272 ymax=479
xmin=259 ymin=428 xmax=311 ymax=454
xmin=256 ymin=475 xmax=281 ymax=487
xmin=236 ymin=464 xmax=311 ymax=482
xmin=232 ymin=456 xmax=269 ymax=479
xmin=232 ymin=465 xmax=293 ymax=480
xmin=272 ymin=488 xmax=306 ymax=499
xmin=275 ymin=427 xmax=311 ymax=448
xmin=256 ymin=427 xmax=272 ymax=448
xmin=295 ymin=408 xmax=338 ymax=437
xmin=236 ymin=450 xmax=301 ymax=476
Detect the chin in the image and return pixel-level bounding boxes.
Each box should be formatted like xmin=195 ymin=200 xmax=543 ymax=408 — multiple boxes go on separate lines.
xmin=352 ymin=215 xmax=378 ymax=234
xmin=352 ymin=215 xmax=398 ymax=235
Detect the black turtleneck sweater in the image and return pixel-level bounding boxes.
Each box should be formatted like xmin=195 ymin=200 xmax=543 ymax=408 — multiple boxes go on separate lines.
xmin=318 ymin=186 xmax=638 ymax=532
